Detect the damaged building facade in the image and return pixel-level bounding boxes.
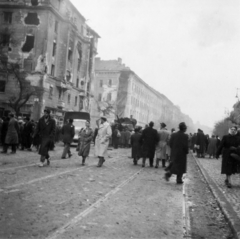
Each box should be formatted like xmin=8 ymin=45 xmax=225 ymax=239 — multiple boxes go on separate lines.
xmin=94 ymin=58 xmax=196 ymax=132
xmin=0 ymin=0 xmax=99 ymax=124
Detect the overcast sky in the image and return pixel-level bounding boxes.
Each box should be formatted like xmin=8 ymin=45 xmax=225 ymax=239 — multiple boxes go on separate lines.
xmin=71 ymin=0 xmax=240 ymax=128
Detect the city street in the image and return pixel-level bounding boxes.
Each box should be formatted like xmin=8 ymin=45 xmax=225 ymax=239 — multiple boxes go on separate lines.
xmin=0 ymin=144 xmax=236 ymax=239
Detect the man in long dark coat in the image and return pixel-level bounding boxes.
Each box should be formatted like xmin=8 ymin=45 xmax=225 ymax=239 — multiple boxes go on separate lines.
xmin=21 ymin=117 xmax=33 ymax=151
xmin=1 ymin=117 xmax=9 ymax=152
xmin=61 ymin=118 xmax=75 ymax=159
xmin=140 ymin=121 xmax=159 ymax=167
xmin=165 ymin=122 xmax=189 ymax=184
xmin=35 ymin=109 xmax=56 ymax=167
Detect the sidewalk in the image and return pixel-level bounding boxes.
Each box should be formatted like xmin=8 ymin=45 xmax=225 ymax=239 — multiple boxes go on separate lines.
xmin=193 ymin=153 xmax=240 ymax=239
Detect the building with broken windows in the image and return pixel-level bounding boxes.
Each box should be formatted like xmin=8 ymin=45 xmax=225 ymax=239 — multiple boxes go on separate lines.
xmin=93 ymin=57 xmax=196 ymax=132
xmin=0 ymin=0 xmax=99 ymax=124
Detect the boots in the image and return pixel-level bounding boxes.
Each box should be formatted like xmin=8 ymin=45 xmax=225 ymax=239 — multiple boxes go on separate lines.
xmin=162 ymin=159 xmax=166 ymax=168
xmin=82 ymin=157 xmax=86 ymax=166
xmin=97 ymin=157 xmax=105 ymax=167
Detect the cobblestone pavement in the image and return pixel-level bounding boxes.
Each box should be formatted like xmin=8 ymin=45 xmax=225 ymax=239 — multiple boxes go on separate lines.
xmin=0 ymin=145 xmax=185 ymax=239
xmin=194 ymin=153 xmax=240 ymax=239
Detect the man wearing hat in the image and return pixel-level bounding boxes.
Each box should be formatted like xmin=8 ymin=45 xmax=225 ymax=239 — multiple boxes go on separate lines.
xmin=95 ymin=116 xmax=112 ymax=167
xmin=34 ymin=109 xmax=56 ymax=167
xmin=155 ymin=122 xmax=170 ymax=168
xmin=165 ymin=122 xmax=189 ymax=184
xmin=21 ymin=117 xmax=34 ymax=151
xmin=140 ymin=121 xmax=159 ymax=167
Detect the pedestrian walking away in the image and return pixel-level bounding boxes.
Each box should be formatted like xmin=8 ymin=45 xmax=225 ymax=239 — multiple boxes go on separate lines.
xmin=34 ymin=109 xmax=56 ymax=167
xmin=140 ymin=121 xmax=159 ymax=167
xmin=131 ymin=127 xmax=142 ymax=165
xmin=61 ymin=118 xmax=75 ymax=159
xmin=196 ymin=129 xmax=206 ymax=158
xmin=216 ymin=126 xmax=240 ymax=188
xmin=165 ymin=122 xmax=189 ymax=184
xmin=112 ymin=124 xmax=121 ymax=149
xmin=207 ymin=135 xmax=217 ymax=158
xmin=95 ymin=116 xmax=112 ymax=167
xmin=78 ymin=120 xmax=93 ymax=165
xmin=21 ymin=117 xmax=34 ymax=151
xmin=155 ymin=122 xmax=170 ymax=168
xmin=2 ymin=113 xmax=19 ymax=154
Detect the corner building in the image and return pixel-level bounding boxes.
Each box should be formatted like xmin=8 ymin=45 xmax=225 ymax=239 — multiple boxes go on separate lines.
xmin=0 ymin=0 xmax=99 ymax=124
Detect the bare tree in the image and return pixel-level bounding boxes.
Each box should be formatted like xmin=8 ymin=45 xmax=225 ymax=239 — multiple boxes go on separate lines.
xmin=0 ymin=56 xmax=42 ymax=117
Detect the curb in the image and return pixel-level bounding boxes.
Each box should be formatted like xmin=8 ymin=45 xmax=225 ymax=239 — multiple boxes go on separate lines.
xmin=193 ymin=153 xmax=240 ymax=239
xmin=182 ymin=175 xmax=192 ymax=239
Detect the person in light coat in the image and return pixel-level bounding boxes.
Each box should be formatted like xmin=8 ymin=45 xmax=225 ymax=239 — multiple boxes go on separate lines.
xmin=95 ymin=117 xmax=112 ymax=167
xmin=155 ymin=123 xmax=170 ymax=168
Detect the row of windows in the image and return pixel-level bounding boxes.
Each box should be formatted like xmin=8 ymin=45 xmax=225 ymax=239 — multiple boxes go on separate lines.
xmin=98 ymin=93 xmax=112 ymax=101
xmin=99 ymin=79 xmax=112 ymax=87
xmin=49 ymin=86 xmax=82 ymax=107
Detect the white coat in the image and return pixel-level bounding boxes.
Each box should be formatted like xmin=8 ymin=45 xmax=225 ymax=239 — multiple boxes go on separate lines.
xmin=155 ymin=128 xmax=170 ymax=159
xmin=95 ymin=121 xmax=112 ymax=157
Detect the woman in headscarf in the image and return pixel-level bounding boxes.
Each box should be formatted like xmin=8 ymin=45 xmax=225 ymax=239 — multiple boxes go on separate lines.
xmin=78 ymin=120 xmax=93 ymax=165
xmin=216 ymin=126 xmax=240 ymax=188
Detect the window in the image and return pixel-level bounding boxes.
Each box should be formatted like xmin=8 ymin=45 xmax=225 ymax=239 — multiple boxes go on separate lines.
xmin=3 ymin=12 xmax=12 ymax=24
xmin=98 ymin=93 xmax=102 ymax=101
xmin=77 ymin=58 xmax=81 ymax=71
xmin=80 ymin=81 xmax=84 ymax=86
xmin=68 ymin=48 xmax=72 ymax=62
xmin=75 ymin=96 xmax=77 ymax=106
xmin=99 ymin=80 xmax=103 ymax=87
xmin=0 ymin=81 xmax=6 ymax=93
xmin=51 ymin=64 xmax=55 ymax=76
xmin=1 ymin=34 xmax=10 ymax=47
xmin=77 ymin=42 xmax=82 ymax=71
xmin=107 ymin=93 xmax=111 ymax=101
xmin=68 ymin=94 xmax=71 ymax=104
xmin=24 ymin=13 xmax=39 ymax=25
xmin=52 ymin=41 xmax=56 ymax=57
xmin=108 ymin=79 xmax=112 ymax=87
xmin=49 ymin=86 xmax=53 ymax=98
xmin=79 ymin=96 xmax=83 ymax=110
xmin=58 ymin=89 xmax=62 ymax=99
xmin=66 ymin=71 xmax=71 ymax=82
xmin=54 ymin=20 xmax=58 ymax=33
xmin=76 ymin=78 xmax=79 ymax=88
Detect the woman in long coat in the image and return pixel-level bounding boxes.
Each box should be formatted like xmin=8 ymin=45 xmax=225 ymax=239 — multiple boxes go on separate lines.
xmin=216 ymin=126 xmax=240 ymax=188
xmin=131 ymin=128 xmax=142 ymax=165
xmin=207 ymin=135 xmax=217 ymax=158
xmin=95 ymin=117 xmax=112 ymax=167
xmin=4 ymin=113 xmax=19 ymax=153
xmin=78 ymin=120 xmax=93 ymax=165
xmin=155 ymin=123 xmax=170 ymax=168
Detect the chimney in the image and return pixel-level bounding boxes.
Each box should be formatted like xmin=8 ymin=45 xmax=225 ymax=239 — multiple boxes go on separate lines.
xmin=117 ymin=58 xmax=122 ymax=64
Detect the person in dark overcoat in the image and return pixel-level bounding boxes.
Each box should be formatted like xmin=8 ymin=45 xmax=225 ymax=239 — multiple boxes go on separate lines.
xmin=131 ymin=127 xmax=142 ymax=165
xmin=165 ymin=122 xmax=189 ymax=184
xmin=112 ymin=125 xmax=121 ymax=149
xmin=61 ymin=118 xmax=75 ymax=159
xmin=4 ymin=113 xmax=19 ymax=154
xmin=140 ymin=121 xmax=159 ymax=167
xmin=191 ymin=133 xmax=197 ymax=153
xmin=34 ymin=109 xmax=56 ymax=167
xmin=1 ymin=117 xmax=9 ymax=151
xmin=196 ymin=129 xmax=206 ymax=158
xmin=216 ymin=126 xmax=240 ymax=188
xmin=78 ymin=120 xmax=93 ymax=165
xmin=207 ymin=135 xmax=217 ymax=158
xmin=21 ymin=117 xmax=33 ymax=151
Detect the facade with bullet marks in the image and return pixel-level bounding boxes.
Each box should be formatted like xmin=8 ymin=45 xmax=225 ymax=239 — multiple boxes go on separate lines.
xmin=0 ymin=0 xmax=99 ymax=125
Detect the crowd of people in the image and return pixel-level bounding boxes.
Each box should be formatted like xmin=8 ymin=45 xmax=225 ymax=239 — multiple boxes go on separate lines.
xmin=1 ymin=110 xmax=240 ymax=188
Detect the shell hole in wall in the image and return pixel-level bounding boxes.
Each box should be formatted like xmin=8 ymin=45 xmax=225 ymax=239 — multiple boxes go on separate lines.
xmin=24 ymin=13 xmax=40 ymax=25
xmin=31 ymin=0 xmax=39 ymax=6
xmin=22 ymin=35 xmax=35 ymax=52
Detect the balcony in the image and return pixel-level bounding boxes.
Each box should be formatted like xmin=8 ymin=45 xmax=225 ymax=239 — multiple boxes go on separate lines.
xmin=57 ymin=100 xmax=65 ymax=109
